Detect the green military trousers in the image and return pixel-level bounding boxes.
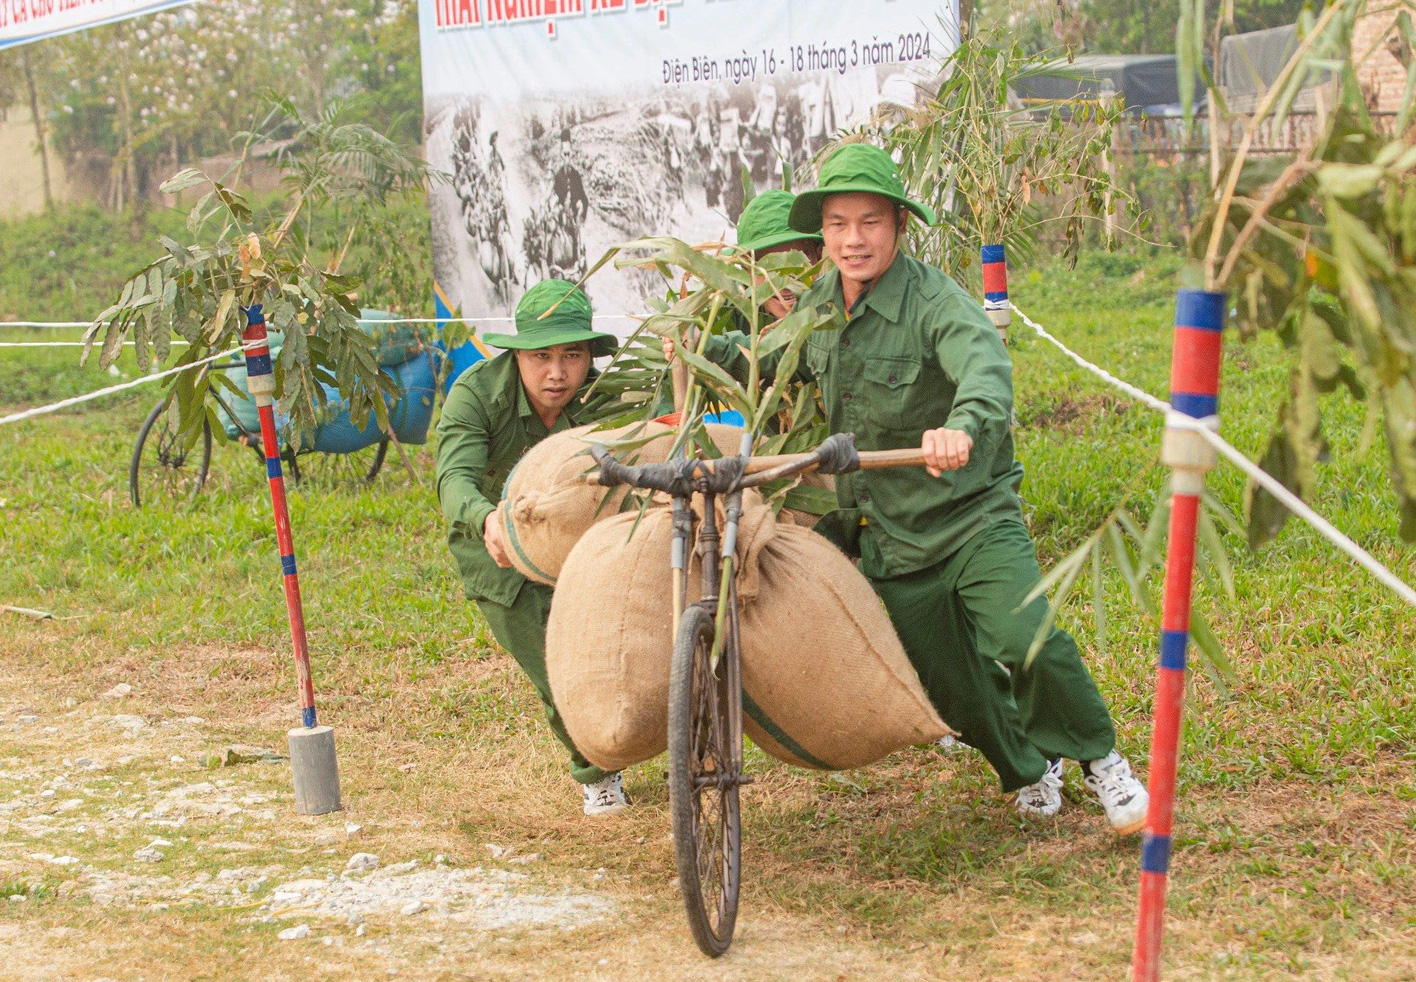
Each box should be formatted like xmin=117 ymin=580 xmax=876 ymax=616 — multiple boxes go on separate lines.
xmin=867 ymin=519 xmax=1116 ymax=792
xmin=475 ymin=582 xmax=609 ymax=786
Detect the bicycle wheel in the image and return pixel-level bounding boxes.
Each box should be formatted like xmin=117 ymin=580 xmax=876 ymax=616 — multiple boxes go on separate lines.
xmin=129 ymin=402 xmax=212 ymax=509
xmin=285 ymin=440 xmax=388 ymax=489
xmin=668 ymin=602 xmax=742 ymax=957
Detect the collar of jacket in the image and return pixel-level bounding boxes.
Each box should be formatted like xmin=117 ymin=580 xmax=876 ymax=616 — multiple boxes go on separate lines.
xmin=822 ymin=250 xmax=910 ymax=325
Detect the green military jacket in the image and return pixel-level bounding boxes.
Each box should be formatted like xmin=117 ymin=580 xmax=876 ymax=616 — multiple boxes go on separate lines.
xmin=710 ymin=251 xmax=1024 ymax=578
xmin=436 ymin=351 xmax=594 ymax=605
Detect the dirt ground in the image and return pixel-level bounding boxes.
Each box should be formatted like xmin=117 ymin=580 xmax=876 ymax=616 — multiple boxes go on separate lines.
xmin=1 ymin=627 xmax=1412 ymax=982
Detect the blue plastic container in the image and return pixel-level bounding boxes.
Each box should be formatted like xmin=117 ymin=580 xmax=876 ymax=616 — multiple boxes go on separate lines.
xmin=311 ymin=352 xmax=437 ymax=452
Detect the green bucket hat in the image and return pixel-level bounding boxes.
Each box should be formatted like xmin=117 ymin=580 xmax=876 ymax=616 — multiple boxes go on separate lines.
xmin=734 ymin=190 xmax=824 ymax=254
xmin=788 ymin=143 xmax=936 ymax=233
xmin=482 ymin=280 xmax=618 ymax=358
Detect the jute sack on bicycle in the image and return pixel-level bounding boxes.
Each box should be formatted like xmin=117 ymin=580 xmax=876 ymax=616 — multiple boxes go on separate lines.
xmin=498 ymin=421 xmax=750 ymax=586
xmin=546 ymin=495 xmax=951 ymax=773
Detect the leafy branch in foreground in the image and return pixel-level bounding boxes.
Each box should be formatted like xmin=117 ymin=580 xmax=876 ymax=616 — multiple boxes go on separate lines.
xmin=859 ymin=28 xmax=1133 ymax=275
xmin=578 ymin=235 xmax=835 ymax=515
xmin=1182 ymin=0 xmax=1416 ymax=543
xmin=82 ymin=97 xmax=434 ymax=449
xmin=1024 ymin=473 xmax=1242 ymax=689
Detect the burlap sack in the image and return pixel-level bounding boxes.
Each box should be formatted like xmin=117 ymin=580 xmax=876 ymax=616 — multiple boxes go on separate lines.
xmin=545 ymin=508 xmax=676 ymax=772
xmin=501 ymin=422 xmax=748 ymax=586
xmin=548 ymin=494 xmax=949 ymax=774
xmin=779 ymin=470 xmax=835 ymax=529
xmin=545 ymin=493 xmax=776 ymax=772
xmin=737 ymin=520 xmax=951 ymax=771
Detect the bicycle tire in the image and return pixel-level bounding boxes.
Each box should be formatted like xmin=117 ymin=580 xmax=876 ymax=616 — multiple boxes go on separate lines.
xmin=285 ymin=439 xmax=388 ymax=488
xmin=668 ymin=602 xmax=741 ymax=957
xmin=366 ymin=439 xmax=389 ymax=481
xmin=129 ymin=401 xmax=212 ymax=509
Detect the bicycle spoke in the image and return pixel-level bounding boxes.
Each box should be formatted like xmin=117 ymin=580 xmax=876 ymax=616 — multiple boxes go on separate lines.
xmin=132 ymin=404 xmax=211 ymax=508
xmin=287 ymin=440 xmax=387 ymax=490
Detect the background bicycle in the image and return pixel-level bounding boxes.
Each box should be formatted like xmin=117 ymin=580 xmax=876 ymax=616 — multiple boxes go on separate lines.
xmin=128 ymin=310 xmax=439 ymax=508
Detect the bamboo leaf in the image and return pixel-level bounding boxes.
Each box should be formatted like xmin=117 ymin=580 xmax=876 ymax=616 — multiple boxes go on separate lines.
xmin=1091 ymin=544 xmax=1108 ymax=656
xmin=1019 ymin=533 xmax=1096 ymax=612
xmin=1197 ymin=505 xmax=1237 ymax=601
xmin=1201 ymin=487 xmax=1244 ymax=535
xmin=159 ymin=168 xmax=209 ymax=194
xmin=676 ymin=347 xmax=755 ymax=420
xmin=1024 ymin=538 xmax=1091 ymax=669
xmin=1188 ymin=612 xmax=1234 ymax=695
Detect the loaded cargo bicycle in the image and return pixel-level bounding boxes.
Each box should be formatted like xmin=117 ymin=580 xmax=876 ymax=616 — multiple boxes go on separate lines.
xmin=569 ymin=430 xmax=957 ymax=956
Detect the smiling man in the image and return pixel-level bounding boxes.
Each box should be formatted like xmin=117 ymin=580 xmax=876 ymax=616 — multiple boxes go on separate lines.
xmin=435 ymin=279 xmax=629 ymax=816
xmin=684 ymin=144 xmax=1149 ymax=831
xmin=785 ymin=143 xmax=1149 ymax=832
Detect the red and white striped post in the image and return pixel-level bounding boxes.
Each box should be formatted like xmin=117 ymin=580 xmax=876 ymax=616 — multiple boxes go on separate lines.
xmin=241 ymin=304 xmax=342 ymax=815
xmin=981 ymin=244 xmax=1011 ymax=344
xmin=1132 ymin=288 xmax=1225 ymax=981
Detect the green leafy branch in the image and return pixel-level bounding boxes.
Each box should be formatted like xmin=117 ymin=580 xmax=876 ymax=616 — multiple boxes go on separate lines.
xmin=81 ymin=97 xmax=434 ymax=450
xmin=1182 ymin=0 xmax=1416 ymax=542
xmin=1024 ymin=470 xmax=1243 ymax=689
xmin=860 ymin=28 xmax=1135 ymax=274
xmin=576 ymin=234 xmax=837 ymax=513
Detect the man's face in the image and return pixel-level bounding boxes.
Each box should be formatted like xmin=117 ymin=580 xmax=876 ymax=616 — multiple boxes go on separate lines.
xmin=820 ymin=193 xmax=903 ymax=290
xmin=756 ymin=240 xmax=823 ymax=319
xmin=515 ymin=342 xmax=592 ymax=418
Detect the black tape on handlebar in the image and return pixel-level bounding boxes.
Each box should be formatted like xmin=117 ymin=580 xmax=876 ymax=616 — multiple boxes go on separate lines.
xmin=590 ymin=443 xmax=751 ymax=496
xmin=590 ymin=444 xmax=697 ymax=497
xmin=814 ymin=432 xmax=860 ymax=475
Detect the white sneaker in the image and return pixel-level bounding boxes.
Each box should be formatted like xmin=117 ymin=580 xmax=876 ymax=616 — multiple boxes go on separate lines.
xmin=1083 ymin=750 xmax=1149 ymax=835
xmin=581 ymin=773 xmax=628 ymax=816
xmin=1014 ymin=758 xmax=1064 ymax=819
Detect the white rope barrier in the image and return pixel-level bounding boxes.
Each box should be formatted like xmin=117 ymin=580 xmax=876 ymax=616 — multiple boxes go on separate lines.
xmin=0 ymin=343 xmax=252 ymax=429
xmin=0 ymin=341 xmax=192 ymax=348
xmin=3 ymin=321 xmax=92 ymax=328
xmin=1010 ymin=301 xmax=1416 ymax=610
xmin=11 ymin=294 xmax=1410 ymax=607
xmin=4 ymin=314 xmax=642 ymax=329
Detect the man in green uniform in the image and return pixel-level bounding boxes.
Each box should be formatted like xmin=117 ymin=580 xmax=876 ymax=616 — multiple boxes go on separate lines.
xmin=732 ymin=188 xmax=823 ymax=321
xmin=654 ymin=190 xmax=822 ymax=422
xmin=687 ymin=144 xmax=1149 ymax=832
xmin=436 ymin=280 xmax=629 ymax=816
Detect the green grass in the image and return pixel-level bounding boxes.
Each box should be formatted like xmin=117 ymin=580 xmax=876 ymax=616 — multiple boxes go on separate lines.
xmin=1 ymin=245 xmax=1414 ymax=979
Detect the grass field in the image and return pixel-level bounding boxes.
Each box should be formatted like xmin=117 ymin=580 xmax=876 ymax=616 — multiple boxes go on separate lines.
xmin=1 ymin=249 xmax=1414 ymax=981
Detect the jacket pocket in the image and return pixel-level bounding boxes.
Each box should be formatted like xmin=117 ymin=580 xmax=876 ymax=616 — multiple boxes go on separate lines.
xmin=861 ymin=356 xmax=921 ymax=425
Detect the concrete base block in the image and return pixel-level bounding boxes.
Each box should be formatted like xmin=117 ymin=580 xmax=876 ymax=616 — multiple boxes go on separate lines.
xmin=288 ymin=725 xmax=342 ymax=815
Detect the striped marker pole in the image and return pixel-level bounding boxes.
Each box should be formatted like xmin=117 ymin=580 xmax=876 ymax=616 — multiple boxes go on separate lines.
xmin=982 ymin=244 xmax=1011 ymax=343
xmin=1132 ymin=289 xmax=1225 ymax=982
xmin=242 ymin=304 xmax=342 ymax=814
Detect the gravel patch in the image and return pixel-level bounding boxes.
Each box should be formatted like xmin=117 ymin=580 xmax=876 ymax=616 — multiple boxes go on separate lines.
xmin=262 ymin=861 xmax=610 ymax=931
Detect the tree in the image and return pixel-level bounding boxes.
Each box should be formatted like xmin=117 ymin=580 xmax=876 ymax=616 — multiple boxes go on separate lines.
xmin=1077 ymin=0 xmax=1308 ymax=54
xmin=0 ymin=49 xmax=58 ymax=208
xmin=23 ymin=0 xmax=424 ymax=210
xmin=83 ymin=100 xmax=431 ymax=446
xmin=867 ymin=32 xmax=1129 ymax=275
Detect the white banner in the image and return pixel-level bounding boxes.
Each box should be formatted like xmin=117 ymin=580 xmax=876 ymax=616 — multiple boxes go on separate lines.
xmin=0 ymin=0 xmax=199 ymax=50
xmin=418 ymin=0 xmax=955 ymax=333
